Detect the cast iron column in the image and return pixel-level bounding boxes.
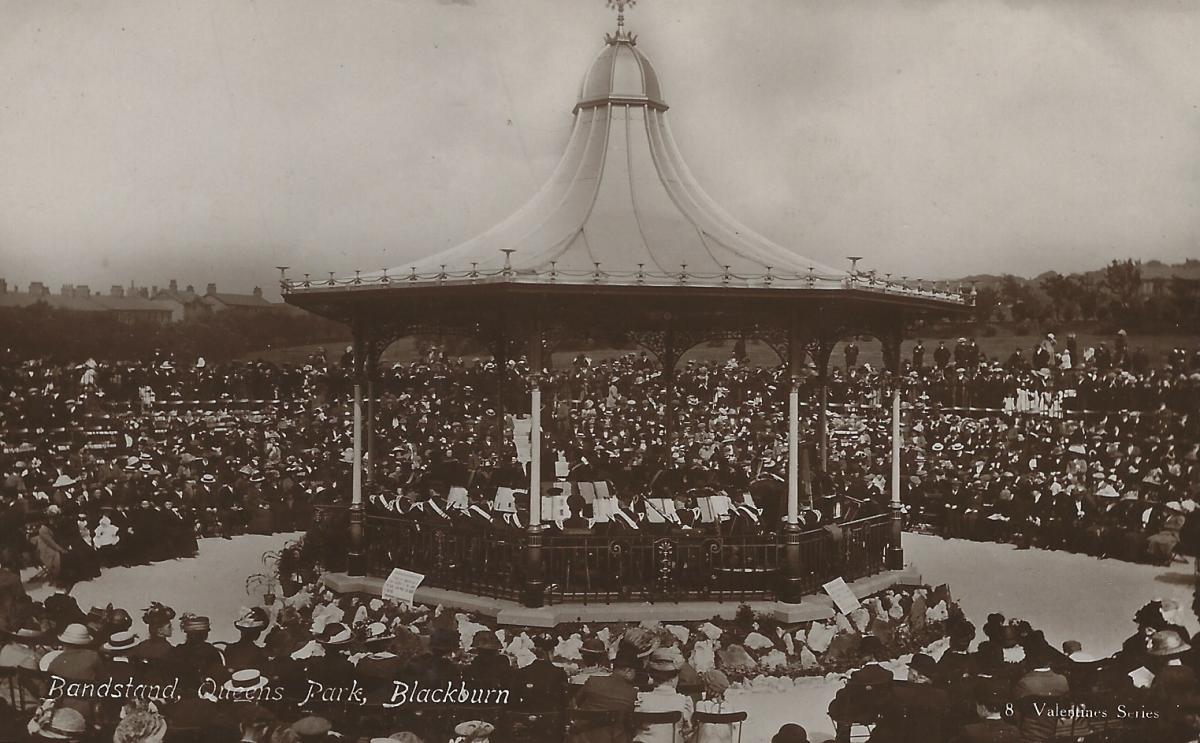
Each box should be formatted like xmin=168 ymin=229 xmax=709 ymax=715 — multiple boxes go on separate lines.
xmin=780 ymin=315 xmax=810 ymax=604
xmin=365 ymin=345 xmax=377 ymax=483
xmin=347 ymin=329 xmax=367 ymax=576
xmin=882 ymin=327 xmax=905 ymax=570
xmin=522 ymin=325 xmax=546 ymax=608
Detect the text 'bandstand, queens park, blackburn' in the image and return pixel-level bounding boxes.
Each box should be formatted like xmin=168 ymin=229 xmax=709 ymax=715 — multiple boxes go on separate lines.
xmin=282 ymin=4 xmax=969 ymax=618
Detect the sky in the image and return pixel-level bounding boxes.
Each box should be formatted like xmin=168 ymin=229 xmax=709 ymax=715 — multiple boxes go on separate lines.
xmin=1 ymin=0 xmax=1198 ymax=298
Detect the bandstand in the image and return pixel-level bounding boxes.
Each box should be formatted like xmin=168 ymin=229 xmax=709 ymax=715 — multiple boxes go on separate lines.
xmin=284 ymin=7 xmax=968 ymax=614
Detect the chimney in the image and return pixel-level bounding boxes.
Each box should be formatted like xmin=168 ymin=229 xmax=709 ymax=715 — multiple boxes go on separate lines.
xmin=137 ymin=287 xmax=149 ymax=299
xmin=0 ymin=279 xmax=7 ymax=295
xmin=253 ymin=286 xmax=263 ymax=299
xmin=77 ymin=285 xmax=90 ymax=297
xmin=29 ymin=281 xmax=47 ymax=296
xmin=206 ymin=282 xmax=217 ymax=296
xmin=185 ymin=284 xmax=194 ymax=293
xmin=111 ymin=285 xmax=125 ymax=298
xmin=169 ymin=279 xmax=178 ymax=292
xmin=61 ymin=284 xmax=75 ymax=297
xmin=151 ymin=285 xmax=159 ymax=296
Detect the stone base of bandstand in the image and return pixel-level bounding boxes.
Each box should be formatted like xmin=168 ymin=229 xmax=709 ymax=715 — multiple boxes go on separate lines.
xmin=322 ymin=564 xmax=922 ymax=628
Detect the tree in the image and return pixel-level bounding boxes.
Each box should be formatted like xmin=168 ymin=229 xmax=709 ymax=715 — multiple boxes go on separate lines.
xmin=1068 ymin=275 xmax=1102 ymax=320
xmin=972 ymin=286 xmax=1001 ymax=323
xmin=1102 ymin=259 xmax=1143 ymax=317
xmin=1039 ymin=272 xmax=1075 ymax=322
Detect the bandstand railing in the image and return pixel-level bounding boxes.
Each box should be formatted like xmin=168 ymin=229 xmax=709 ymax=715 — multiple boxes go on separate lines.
xmin=352 ymin=512 xmax=893 ymax=605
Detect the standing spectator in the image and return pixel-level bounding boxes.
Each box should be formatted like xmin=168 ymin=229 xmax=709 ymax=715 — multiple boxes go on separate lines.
xmin=844 ymin=342 xmax=859 ymax=370
xmin=934 ymin=341 xmax=951 ymax=370
xmin=912 ymin=340 xmax=925 ymax=369
xmin=0 ymin=555 xmax=26 ymax=632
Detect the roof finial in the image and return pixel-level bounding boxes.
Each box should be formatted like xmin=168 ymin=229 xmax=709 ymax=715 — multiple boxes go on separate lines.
xmin=605 ymin=0 xmax=637 ymax=44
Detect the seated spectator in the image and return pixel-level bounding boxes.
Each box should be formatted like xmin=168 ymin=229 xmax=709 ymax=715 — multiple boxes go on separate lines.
xmin=694 ymin=670 xmax=740 ymax=743
xmin=570 ymin=637 xmax=613 ymax=687
xmin=635 ymin=647 xmax=693 ymax=743
xmin=955 ymin=683 xmax=1020 ymax=743
xmin=771 ymin=723 xmax=808 ymax=743
xmin=572 ymin=652 xmax=639 ymax=743
xmin=873 ymin=653 xmax=951 ymax=743
xmin=1014 ymin=645 xmax=1069 ymax=699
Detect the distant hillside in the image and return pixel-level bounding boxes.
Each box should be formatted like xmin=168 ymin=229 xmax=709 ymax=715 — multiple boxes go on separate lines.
xmin=949 ymin=259 xmax=1200 ymax=286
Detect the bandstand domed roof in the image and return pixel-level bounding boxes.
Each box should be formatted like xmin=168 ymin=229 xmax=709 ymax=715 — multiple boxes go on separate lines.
xmin=288 ymin=18 xmax=963 ymax=311
xmin=349 ymin=26 xmax=849 ymax=290
xmin=576 ymin=35 xmax=666 ymax=111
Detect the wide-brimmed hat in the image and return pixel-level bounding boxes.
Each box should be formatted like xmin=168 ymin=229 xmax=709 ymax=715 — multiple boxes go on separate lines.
xmin=234 ymin=607 xmax=270 ymax=631
xmin=58 ymin=623 xmax=94 ymax=647
xmin=316 ymin=623 xmax=353 ymax=647
xmin=102 ymin=630 xmax=139 ymax=653
xmin=1147 ymin=630 xmax=1191 ymax=657
xmin=363 ymin=622 xmax=394 ymax=644
xmin=645 ymin=647 xmax=684 ymax=674
xmin=223 ymin=668 xmax=269 ymax=693
xmin=11 ymin=616 xmax=45 ymax=640
xmin=52 ymin=474 xmax=77 ymax=488
xmin=453 ymin=721 xmax=495 ymax=741
xmin=30 ymin=705 xmax=87 ymax=740
xmin=580 ymin=638 xmax=608 ymax=659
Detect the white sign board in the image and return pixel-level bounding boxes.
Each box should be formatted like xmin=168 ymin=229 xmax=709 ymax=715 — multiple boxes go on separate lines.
xmin=822 ymin=577 xmax=862 ymax=615
xmin=592 ymin=498 xmax=617 ymax=523
xmin=493 ymin=487 xmax=517 ymax=513
xmin=383 ymin=568 xmax=425 ymax=606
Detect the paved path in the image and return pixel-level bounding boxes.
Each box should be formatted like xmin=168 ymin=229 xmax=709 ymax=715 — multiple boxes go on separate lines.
xmin=22 ymin=531 xmax=1196 ymax=741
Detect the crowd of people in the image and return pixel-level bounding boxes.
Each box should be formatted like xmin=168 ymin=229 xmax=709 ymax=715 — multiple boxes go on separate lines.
xmin=2 ymin=331 xmax=1199 ymax=587
xmin=4 ymin=561 xmax=1200 ymax=741
xmin=0 ymin=556 xmax=869 ymax=743
xmin=826 ymin=599 xmax=1200 ymax=742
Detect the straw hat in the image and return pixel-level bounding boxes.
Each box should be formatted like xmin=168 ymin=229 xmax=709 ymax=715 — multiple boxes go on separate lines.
xmin=57 ymin=623 xmax=94 ymax=647
xmin=52 ymin=474 xmax=77 ymax=488
xmin=102 ymin=631 xmax=139 ymax=653
xmin=223 ymin=668 xmax=269 ymax=693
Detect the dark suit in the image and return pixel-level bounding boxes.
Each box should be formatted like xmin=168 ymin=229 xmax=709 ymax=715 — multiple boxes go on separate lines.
xmin=172 ymin=639 xmax=226 ymax=683
xmin=222 ymin=638 xmax=267 ymax=672
xmin=47 ymin=647 xmax=102 ymax=681
xmin=0 ymin=568 xmax=26 ymax=632
xmin=513 ymin=658 xmax=569 ymax=711
xmin=571 ymin=673 xmax=636 ymax=743
xmin=873 ymin=681 xmax=951 ymax=743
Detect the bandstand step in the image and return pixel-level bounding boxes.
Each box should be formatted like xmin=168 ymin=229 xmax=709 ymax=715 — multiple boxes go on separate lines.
xmin=321 ymin=565 xmax=923 ymax=628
